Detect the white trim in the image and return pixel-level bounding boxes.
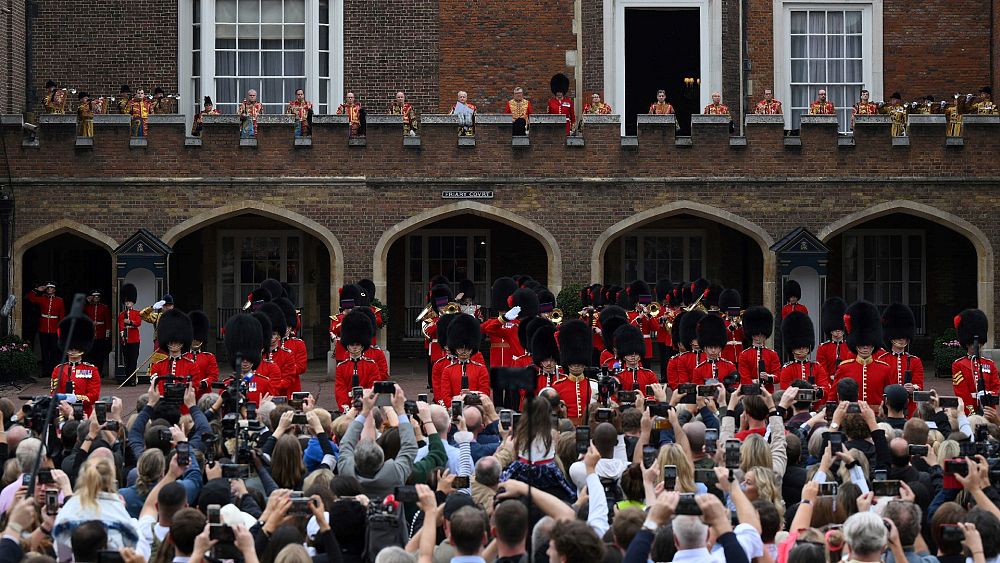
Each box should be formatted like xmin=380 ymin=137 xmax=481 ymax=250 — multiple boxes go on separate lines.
xmin=605 ymin=0 xmax=722 ymax=135
xmin=773 ymin=0 xmax=883 ymax=130
xmin=178 ymin=1 xmax=192 ymax=133
xmin=305 ymin=0 xmax=320 ymax=105
xmin=331 ymin=0 xmax=343 ymax=107
xmin=621 ymin=229 xmax=706 ymax=284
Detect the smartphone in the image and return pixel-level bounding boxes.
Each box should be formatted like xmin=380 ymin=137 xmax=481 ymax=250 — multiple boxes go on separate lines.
xmin=675 ymin=493 xmax=702 ymax=515
xmin=176 ymin=441 xmax=191 ymax=466
xmin=451 ymin=400 xmax=463 ymax=418
xmin=725 ymin=439 xmax=741 ymax=469
xmin=912 ymin=390 xmax=932 ymax=403
xmin=404 ymin=400 xmax=419 ymax=417
xmin=695 ymin=468 xmax=718 ymax=485
xmin=645 ymin=385 xmax=654 ymax=397
xmin=290 ymin=391 xmax=310 ymax=409
xmin=37 ymin=469 xmax=54 ymax=484
xmin=819 ymin=482 xmax=839 ymax=496
xmin=417 ymin=393 xmax=429 ymax=403
xmin=375 ymin=381 xmax=396 ymax=407
xmin=208 ymin=504 xmax=235 ymax=542
xmin=289 ymin=496 xmax=313 ymax=516
xmin=847 ymin=402 xmax=861 ymax=414
xmin=677 ymin=383 xmax=696 ymax=396
xmin=796 ymin=389 xmax=817 ymax=402
xmin=394 ymin=485 xmax=419 ymax=503
xmin=45 ymin=489 xmax=59 ymax=515
xmin=741 ymin=384 xmax=761 ymax=396
xmin=104 ymin=420 xmax=120 ymax=432
xmin=642 ymin=445 xmax=658 ymax=468
xmin=292 ymin=412 xmax=307 ymax=425
xmin=944 ymin=458 xmax=969 ymax=477
xmin=576 ymin=426 xmax=591 ymax=455
xmin=827 ymin=431 xmax=845 ymax=453
xmin=874 ymin=469 xmax=888 ymax=481
xmin=939 ymin=396 xmax=960 ymax=409
xmin=617 ymin=390 xmax=637 ymax=404
xmin=705 ymin=428 xmax=719 ymax=454
xmin=512 ymin=413 xmax=521 ymax=429
xmin=648 ymin=402 xmax=670 ymax=417
xmin=96 ymin=551 xmax=125 ymax=563
xmin=663 ymin=465 xmax=678 ymax=490
xmin=452 ymin=476 xmax=470 ymax=488
xmin=595 ymin=408 xmax=613 ymax=422
xmin=246 ymin=402 xmax=257 ymax=420
xmin=872 ymin=480 xmax=901 ymax=497
xmin=271 ymin=396 xmax=288 ymax=405
xmin=221 ymin=464 xmax=250 ymax=479
xmin=72 ymin=403 xmax=84 ymax=420
xmin=499 ymin=409 xmax=513 ymax=430
xmin=94 ymin=401 xmax=108 ymax=425
xmin=940 ymin=524 xmax=965 ymax=542
xmin=697 ymin=385 xmax=716 ymax=397
xmin=825 ymin=401 xmax=837 ymax=421
xmin=983 ymin=393 xmax=1000 ymax=407
xmin=908 ymin=444 xmax=929 ymax=456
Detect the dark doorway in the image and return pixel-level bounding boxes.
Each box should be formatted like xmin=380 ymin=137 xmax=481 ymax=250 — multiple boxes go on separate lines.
xmin=624 ymin=8 xmax=701 ymax=135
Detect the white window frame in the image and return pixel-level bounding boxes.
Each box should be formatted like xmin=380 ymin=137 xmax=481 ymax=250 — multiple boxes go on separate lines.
xmin=604 ymin=0 xmax=723 ymax=135
xmin=773 ymin=0 xmax=882 ymax=131
xmin=842 ymin=229 xmax=926 ymax=335
xmin=217 ymin=230 xmax=304 ymax=308
xmin=622 ymin=230 xmax=706 ymax=285
xmin=178 ymin=0 xmax=343 ymax=132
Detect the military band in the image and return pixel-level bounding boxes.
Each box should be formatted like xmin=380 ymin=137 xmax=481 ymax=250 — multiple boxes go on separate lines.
xmin=286 ymin=88 xmax=314 ymax=137
xmin=504 ymin=87 xmax=532 ymax=136
xmin=43 ymin=81 xmax=67 ymax=114
xmin=238 ymin=89 xmax=264 ymax=139
xmin=388 ymin=91 xmax=419 ymax=137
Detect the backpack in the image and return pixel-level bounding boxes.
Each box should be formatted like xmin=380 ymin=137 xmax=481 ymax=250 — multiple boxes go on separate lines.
xmin=362 ymin=502 xmax=409 ymax=563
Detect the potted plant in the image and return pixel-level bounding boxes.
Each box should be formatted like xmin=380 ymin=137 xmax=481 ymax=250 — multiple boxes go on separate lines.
xmin=933 ymin=328 xmax=965 ymax=377
xmin=0 ymin=335 xmax=38 ymax=381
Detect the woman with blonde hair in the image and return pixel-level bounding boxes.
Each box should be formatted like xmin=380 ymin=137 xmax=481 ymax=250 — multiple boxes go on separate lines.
xmin=654 ymin=443 xmax=700 ymax=493
xmin=743 ymin=465 xmax=785 ymax=527
xmin=937 ymin=440 xmax=960 ymax=468
xmin=53 ymin=456 xmax=139 ymax=562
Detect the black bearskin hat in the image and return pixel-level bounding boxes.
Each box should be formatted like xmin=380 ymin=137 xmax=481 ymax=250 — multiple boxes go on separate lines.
xmin=491 ymin=277 xmax=518 ymax=310
xmin=690 ymin=278 xmax=710 ymax=300
xmin=280 ymin=282 xmax=295 ymax=303
xmin=59 ymin=316 xmax=95 ymax=353
xmin=511 ymin=288 xmax=539 ymax=319
xmin=784 ymin=280 xmax=802 ymax=301
xmin=696 ymin=314 xmax=728 ymax=349
xmin=558 ymin=319 xmax=592 ymax=367
xmin=430 ymin=284 xmax=454 ymax=312
xmin=274 ymin=297 xmax=298 ymax=330
xmin=447 ymin=313 xmax=481 ymax=353
xmin=245 ymin=287 xmax=271 ymax=310
xmin=537 ymin=289 xmax=556 ymax=314
xmin=157 ymin=309 xmax=193 ymax=353
xmin=550 ymin=73 xmax=570 ymax=96
xmin=704 ymin=285 xmax=724 ymax=310
xmin=354 ymin=307 xmax=377 ymax=335
xmin=436 ymin=313 xmax=456 ymax=350
xmin=671 ymin=310 xmax=687 ymax=348
xmin=882 ymin=303 xmax=915 ymax=344
xmin=458 ymin=279 xmax=476 ymax=301
xmin=627 ymin=280 xmax=651 ymax=309
xmin=955 ymin=309 xmax=989 ymax=348
xmin=225 ymin=314 xmax=263 ymax=370
xmin=655 ymin=279 xmax=673 ymax=302
xmin=600 ymin=305 xmax=627 ymax=324
xmin=531 ymin=323 xmax=559 ymax=366
xmin=579 ymin=286 xmax=592 ymax=308
xmin=681 ymin=284 xmax=693 ymax=306
xmin=719 ymin=288 xmax=741 ymax=311
xmin=357 ymin=279 xmax=376 ymax=303
xmin=519 ymin=316 xmax=548 ymax=355
xmin=190 ymin=310 xmax=210 ymax=344
xmin=844 ymin=301 xmax=882 ymax=352
xmin=514 ymin=275 xmax=533 ymax=287
xmin=260 ymin=279 xmax=283 ymax=303
xmin=680 ymin=310 xmax=706 ymax=350
xmin=781 ymin=311 xmax=815 ymax=353
xmin=589 ymin=284 xmax=605 ymax=307
xmin=259 ymin=302 xmax=287 ymax=337
xmin=602 ymin=316 xmax=629 ymax=352
xmin=121 ymin=283 xmax=138 ymax=304
xmin=742 ymin=306 xmax=774 ymax=339
xmin=340 ymin=310 xmax=373 ymax=349
xmin=523 ymin=280 xmax=541 ymax=292
xmin=340 ymin=284 xmax=364 ymax=309
xmin=251 ymin=311 xmax=272 ymax=348
xmin=821 ymin=297 xmax=848 ymax=336
xmin=614 ymin=324 xmax=645 ymax=357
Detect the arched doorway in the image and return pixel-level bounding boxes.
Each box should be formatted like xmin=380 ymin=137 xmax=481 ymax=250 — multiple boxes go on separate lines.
xmin=374 ymin=204 xmax=561 ymax=356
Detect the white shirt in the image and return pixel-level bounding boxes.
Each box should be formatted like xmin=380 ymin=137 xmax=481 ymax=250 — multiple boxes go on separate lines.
xmin=709 ymin=524 xmax=763 ymax=561
xmin=672 ymin=547 xmax=727 ymax=563
xmin=569 ymin=458 xmax=630 ymax=492
xmin=135 ymin=514 xmax=169 ymax=562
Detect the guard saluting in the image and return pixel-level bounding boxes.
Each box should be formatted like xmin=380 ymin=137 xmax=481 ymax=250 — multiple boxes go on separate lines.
xmin=52 ymin=316 xmax=101 ymax=416
xmin=27 ymin=281 xmax=65 ymax=376
xmin=816 ymin=297 xmax=853 ymax=375
xmin=481 ymin=277 xmax=522 ymax=367
xmin=952 ymin=309 xmax=998 ymax=414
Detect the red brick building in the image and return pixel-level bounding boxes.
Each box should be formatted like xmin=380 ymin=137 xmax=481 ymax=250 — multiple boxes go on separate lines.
xmin=1 ymin=0 xmax=998 ymax=373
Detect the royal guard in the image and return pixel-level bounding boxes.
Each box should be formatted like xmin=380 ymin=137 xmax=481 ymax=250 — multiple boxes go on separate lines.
xmin=251 ymin=311 xmax=281 ymax=392
xmin=52 ymin=316 xmax=100 ymax=415
xmin=531 ymin=322 xmax=563 ymax=390
xmin=286 ymin=88 xmax=313 ymax=137
xmin=876 ymin=303 xmax=923 ymax=415
xmin=718 ymin=288 xmax=744 ymax=365
xmin=779 ymin=311 xmax=828 ymax=392
xmin=42 ymin=81 xmax=67 ymax=114
xmin=259 ymin=302 xmax=299 ymax=398
xmin=547 ymin=74 xmax=575 ymax=136
xmin=692 ymin=314 xmax=737 ymax=385
xmin=149 ymin=310 xmax=202 ymax=412
xmin=504 ymin=87 xmax=532 ymax=136
xmin=431 ymin=314 xmax=458 ymax=403
xmin=653 ymin=279 xmax=674 ymax=383
xmin=781 ymin=280 xmax=807 ymax=319
xmin=334 ymin=310 xmax=385 ymax=411
xmin=275 ymin=297 xmax=307 ymax=393
xmin=191 ymin=96 xmax=220 ymax=137
xmin=537 ymin=289 xmax=557 ymax=324
xmin=142 ymin=294 xmax=176 ymax=380
xmin=612 ymin=324 xmax=659 ymax=395
xmin=224 ymin=314 xmax=269 ymax=407
xmin=336 ymin=92 xmax=366 ymax=138
xmin=668 ymin=310 xmax=706 ymax=388
xmin=243 ymin=286 xmax=272 ymax=312
xmin=330 ymin=284 xmax=364 ymax=361
xmin=356 ymin=279 xmax=384 ymax=330
xmin=354 ymin=307 xmax=389 ymax=381
xmin=649 ymin=90 xmax=674 ymax=115
xmin=509 ymin=288 xmax=539 ymax=368
xmin=118 ymin=283 xmax=142 ymax=384
xmin=124 ymin=88 xmax=154 ymax=138
xmin=625 ymin=280 xmax=657 ymax=365
xmin=184 ymin=310 xmax=220 ymax=398
xmin=952 ymin=309 xmax=999 ymax=414
xmin=809 ymin=89 xmax=835 ymax=115
xmin=481 ymin=277 xmax=523 ymax=367
xmin=77 ymin=92 xmax=94 ymax=137
xmin=440 ymin=314 xmax=490 ymax=398
xmin=388 ymin=91 xmax=419 ymax=136
xmin=738 ymin=306 xmax=780 ymax=390
xmin=27 ymin=281 xmax=65 ymax=377
xmin=851 ymin=89 xmax=878 ymax=129
xmin=598 ymin=308 xmax=629 ymax=370
xmin=83 ymin=289 xmax=112 ymax=377
xmin=817 ymin=297 xmax=854 ymax=375
xmin=450 ymin=90 xmax=477 ymax=137
xmin=420 ymin=283 xmax=457 ymax=369
xmin=552 ymin=320 xmax=593 ymax=422
xmin=754 ymin=89 xmax=783 ymax=114
xmin=834 ymin=301 xmax=891 ymax=407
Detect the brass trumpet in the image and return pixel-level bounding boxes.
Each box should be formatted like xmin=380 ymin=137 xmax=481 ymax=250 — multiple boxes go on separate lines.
xmin=549 ymin=308 xmax=564 ymax=325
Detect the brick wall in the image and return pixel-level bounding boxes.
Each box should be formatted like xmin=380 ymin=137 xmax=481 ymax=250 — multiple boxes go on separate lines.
xmin=722 ymin=0 xmax=743 ymax=126
xmin=1 ymin=0 xmax=26 ymax=113
xmin=746 ymin=0 xmax=773 ymax=103
xmin=581 ymin=0 xmax=603 ymax=97
xmin=343 ymin=0 xmax=439 ymax=112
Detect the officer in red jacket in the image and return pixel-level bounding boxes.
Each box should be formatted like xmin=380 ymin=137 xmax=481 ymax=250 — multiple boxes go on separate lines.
xmin=83 ymin=290 xmax=112 ymax=377
xmin=260 ymin=302 xmax=298 ymax=398
xmin=330 ymin=284 xmax=366 ymax=362
xmin=779 ymin=311 xmax=828 ymax=393
xmin=118 ymin=283 xmax=143 ymax=384
xmin=334 ymin=310 xmax=385 ymax=411
xmin=184 ymin=310 xmax=220 ymax=399
xmin=614 ymin=324 xmax=661 ymax=396
xmin=718 ymin=288 xmax=745 ymax=365
xmin=952 ymin=309 xmax=999 ymax=414
xmin=877 ymin=303 xmax=924 ymax=406
xmin=692 ymin=314 xmax=737 ymax=385
xmin=251 ymin=311 xmax=279 ymax=401
xmin=598 ymin=312 xmax=628 ymax=370
xmin=223 ymin=313 xmax=270 ymax=408
xmin=552 ymin=320 xmax=593 ymax=424
xmin=816 ymin=297 xmax=854 ymax=376
xmin=546 ymin=74 xmax=576 ymax=136
xmin=440 ymin=314 xmax=491 ymax=398
xmin=834 ymin=301 xmax=891 ymax=407
xmin=667 ymin=310 xmax=705 ymax=389
xmin=149 ymin=309 xmax=203 ymax=413
xmin=531 ymin=322 xmax=564 ymax=390
xmin=481 ymin=277 xmax=524 ymax=368
xmin=738 ymin=306 xmax=781 ymax=391
xmin=51 ymin=316 xmax=101 ymax=415
xmin=275 ymin=297 xmax=308 ymax=393
xmin=781 ymin=280 xmax=808 ymax=319
xmin=27 ymin=281 xmax=65 ymax=376
xmin=625 ymin=280 xmax=657 ymax=365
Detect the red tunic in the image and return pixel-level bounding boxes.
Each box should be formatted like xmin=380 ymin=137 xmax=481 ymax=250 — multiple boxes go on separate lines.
xmin=546 ymin=97 xmax=576 ymax=135
xmin=627 ymin=311 xmax=657 ymax=358
xmin=952 ymin=356 xmax=1000 ymax=414
xmin=421 ymin=321 xmax=447 ymax=366
xmin=333 ymin=313 xmax=380 ymax=361
xmin=241 ymin=370 xmax=272 ymax=407
xmin=265 ymin=346 xmax=298 ymax=398
xmin=617 ymin=366 xmax=659 ymax=395
xmin=668 ymin=350 xmax=702 ymax=389
xmin=816 ymin=341 xmax=853 ymax=378
xmin=535 ymin=366 xmax=564 ymax=391
xmin=834 ymin=356 xmax=891 ymax=406
xmin=738 ymin=346 xmax=781 ymax=388
xmin=52 ymin=361 xmax=101 ymax=415
xmin=552 ymin=374 xmax=591 ymax=419
xmin=431 ymin=356 xmax=454 ymax=403
xmin=481 ymin=317 xmax=523 ymax=368
xmin=779 ymin=360 xmax=829 ymax=393
xmin=118 ymin=309 xmax=142 ymax=344
xmin=875 ymin=350 xmax=925 ymax=390
xmin=692 ymin=358 xmax=738 ymax=385
xmin=441 ymin=360 xmax=491 ymax=398
xmin=781 ymin=303 xmax=809 ymax=319
xmin=26 ymin=292 xmax=65 ymax=333
xmin=182 ymin=350 xmax=220 ymax=399
xmin=722 ymin=319 xmax=744 ymax=364
xmin=84 ymin=303 xmax=112 ymax=340
xmin=150 ymin=355 xmax=202 ymax=414
xmin=334 ymin=356 xmax=385 ymax=410
xmin=654 ymin=310 xmax=674 ymax=347
xmin=589 ymin=313 xmax=604 ymax=356
xmin=599 ymin=349 xmax=617 ymax=370
xmin=282 ymin=337 xmax=308 ymax=393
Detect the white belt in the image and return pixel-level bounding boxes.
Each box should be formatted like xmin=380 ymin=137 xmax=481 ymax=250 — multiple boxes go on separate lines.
xmin=42 ymin=314 xmax=59 ymax=319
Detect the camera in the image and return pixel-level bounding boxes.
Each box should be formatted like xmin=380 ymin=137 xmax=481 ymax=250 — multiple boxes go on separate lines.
xmin=819 ymin=482 xmax=838 ymax=496
xmin=222 ymin=464 xmax=250 ymax=479
xmin=616 ymin=390 xmax=637 ymax=404
xmin=796 ymin=388 xmax=817 ymax=402
xmin=596 ymin=373 xmax=620 ymax=404
xmin=939 ymin=396 xmax=960 ymax=409
xmin=575 ymin=426 xmax=590 ymax=455
xmin=452 ymin=476 xmax=470 ymax=488
xmin=208 ymin=504 xmax=234 ymax=542
xmin=872 ymin=480 xmax=901 ymax=497
xmin=394 ymin=485 xmax=419 ymax=503
xmin=908 ymin=444 xmax=929 ymax=456
xmin=912 ymin=390 xmax=933 ymax=403
xmin=404 ymin=400 xmax=419 ymax=417
xmin=740 ymin=384 xmax=761 ymax=396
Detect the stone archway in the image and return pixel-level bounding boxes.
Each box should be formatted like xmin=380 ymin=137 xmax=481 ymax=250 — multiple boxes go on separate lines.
xmin=371 ymin=202 xmax=563 ymax=302
xmin=818 ymin=200 xmax=995 ymax=346
xmin=590 ymin=200 xmax=777 ymax=308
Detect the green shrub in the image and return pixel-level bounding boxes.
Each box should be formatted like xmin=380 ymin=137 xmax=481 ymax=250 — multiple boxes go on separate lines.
xmin=557 ymin=284 xmax=586 ymax=320
xmin=0 ymin=335 xmax=37 ymax=380
xmin=933 ymin=328 xmax=965 ymax=375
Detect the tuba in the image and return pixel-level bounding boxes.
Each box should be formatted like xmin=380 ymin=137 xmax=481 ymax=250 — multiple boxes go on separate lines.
xmin=549 ymin=308 xmax=564 ymax=325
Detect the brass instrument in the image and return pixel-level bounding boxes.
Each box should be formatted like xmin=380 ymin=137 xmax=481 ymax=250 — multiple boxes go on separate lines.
xmin=442 ymin=302 xmax=461 ymax=315
xmin=685 ymin=290 xmax=708 ymax=312
xmin=415 ymin=304 xmax=434 ymax=323
xmin=648 ymin=302 xmax=661 ymax=317
xmin=549 ymin=308 xmax=564 ymax=325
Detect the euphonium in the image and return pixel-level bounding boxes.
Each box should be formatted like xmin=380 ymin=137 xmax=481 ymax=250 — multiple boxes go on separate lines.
xmin=550 ymin=308 xmax=564 ymax=325
xmin=648 ymin=302 xmax=661 ymax=317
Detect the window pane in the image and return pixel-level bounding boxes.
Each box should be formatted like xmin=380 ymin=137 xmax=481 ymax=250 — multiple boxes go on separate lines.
xmin=319 ymin=53 xmax=329 ymax=77
xmin=828 ymin=35 xmax=843 ymax=58
xmin=809 ymin=36 xmax=825 ymax=58
xmin=285 ymin=0 xmax=305 ymax=23
xmin=808 ymin=11 xmax=825 ymax=33
xmin=827 ymin=11 xmax=843 ymax=33
xmin=809 ymin=60 xmax=826 ymax=82
xmin=261 ymin=24 xmax=282 ymax=48
xmin=829 ymin=59 xmax=844 ymax=82
xmin=284 ymin=52 xmax=304 ymax=75
xmin=284 ymin=79 xmax=305 ymax=100
xmin=238 ymin=51 xmax=259 ymax=76
xmin=262 ymin=52 xmax=282 ymax=75
xmin=791 ymin=11 xmax=807 ymax=33
xmin=285 ymin=25 xmax=305 ymax=48
xmin=320 ymin=27 xmax=330 ymax=51
xmin=846 ymin=60 xmax=863 ymax=82
xmin=846 ymin=35 xmax=862 ymax=58
xmin=217 ymin=0 xmax=236 ymax=22
xmin=262 ymin=78 xmax=282 ymax=102
xmin=791 ymin=36 xmax=806 ymax=58
xmin=791 ymin=60 xmax=806 ymax=82
xmin=238 ymin=0 xmax=258 ymax=22
xmin=319 ymin=0 xmax=329 ymax=23
xmin=261 ymin=0 xmax=281 ymax=22
xmin=845 ymin=10 xmax=862 ymax=33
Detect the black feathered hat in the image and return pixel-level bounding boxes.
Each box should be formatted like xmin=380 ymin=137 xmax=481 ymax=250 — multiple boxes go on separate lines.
xmin=340 ymin=284 xmax=364 ymax=309
xmin=614 ymin=324 xmax=645 ymax=357
xmin=672 ymin=310 xmax=687 ymax=348
xmin=511 ymin=288 xmax=539 ymax=319
xmin=259 ymin=302 xmax=287 ymax=337
xmin=882 ymin=303 xmax=915 ymax=344
xmin=704 ymin=285 xmax=724 ymax=310
xmin=189 ymin=310 xmax=210 ymax=344
xmin=447 ymin=313 xmax=481 ymax=353
xmin=523 ymin=280 xmax=541 ymax=292
xmin=340 ymin=310 xmax=373 ymax=350
xmin=537 ymin=289 xmax=556 ymax=314
xmin=742 ymin=306 xmax=774 ymax=339
xmin=251 ymin=311 xmax=272 ymax=348
xmin=46 ymin=80 xmax=56 ymax=89
xmin=491 ymin=277 xmax=518 ymax=310
xmin=955 ymin=309 xmax=989 ymax=348
xmin=244 ymin=287 xmax=271 ymax=310
xmin=260 ymin=279 xmax=283 ymax=302
xmin=121 ymin=283 xmax=138 ymax=304
xmin=680 ymin=310 xmax=706 ymax=350
xmin=579 ymin=286 xmax=592 ymax=308
xmin=354 ymin=307 xmax=377 ymax=335
xmin=655 ymin=279 xmax=673 ymax=302
xmin=781 ymin=311 xmax=815 ymax=353
xmin=696 ymin=314 xmax=728 ymax=349
xmin=458 ymin=279 xmax=476 ymax=302
xmin=514 ymin=275 xmax=533 ymax=287
xmin=601 ymin=316 xmax=629 ymax=353
xmin=521 ymin=317 xmax=548 ymax=355
xmin=430 ymin=284 xmax=455 ymax=313
xmin=627 ymin=280 xmax=651 ymax=309
xmin=600 ymin=305 xmax=627 ymax=325
xmin=357 ymin=279 xmax=376 ymax=302
xmin=681 ymin=284 xmax=693 ymax=306
xmin=719 ymin=288 xmax=741 ymax=311
xmin=531 ymin=323 xmax=559 ymax=366
xmin=436 ymin=313 xmax=457 ymax=350
xmin=784 ymin=280 xmax=802 ymax=301
xmin=821 ymin=297 xmax=848 ymax=337
xmin=59 ymin=316 xmax=95 ymax=353
xmin=225 ymin=314 xmax=263 ymax=370
xmin=280 ymin=282 xmax=295 ymax=302
xmin=274 ymin=297 xmax=298 ymax=330
xmin=157 ymin=309 xmax=193 ymax=353
xmin=690 ymin=278 xmax=710 ymax=300
xmin=589 ymin=284 xmax=605 ymax=307
xmin=558 ymin=319 xmax=592 ymax=367
xmin=844 ymin=301 xmax=882 ymax=352
xmin=550 ymin=74 xmax=570 ymax=96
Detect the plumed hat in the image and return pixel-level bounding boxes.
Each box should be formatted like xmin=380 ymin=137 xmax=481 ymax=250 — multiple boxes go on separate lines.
xmin=447 ymin=313 xmax=482 ymax=353
xmin=614 ymin=324 xmax=645 ymax=357
xmin=536 ymin=289 xmax=556 ymax=314
xmin=821 ymin=297 xmax=848 ymax=336
xmin=429 ymin=284 xmax=454 ymax=313
xmin=189 ymin=310 xmax=210 ymax=344
xmin=121 ymin=283 xmax=138 ymax=304
xmin=719 ymin=288 xmax=741 ymax=311
xmin=696 ymin=314 xmax=728 ymax=349
xmin=784 ymin=280 xmax=802 ymax=301
xmin=357 ymin=279 xmax=376 ymax=303
xmin=742 ymin=306 xmax=774 ymax=339
xmin=844 ymin=301 xmax=882 ymax=352
xmin=280 ymin=282 xmax=294 ymax=303
xmin=458 ymin=279 xmax=477 ymax=302
xmin=955 ymin=309 xmax=989 ymax=348
xmin=519 ymin=316 xmax=548 ymax=355
xmin=781 ymin=311 xmax=815 ymax=353
xmin=259 ymin=302 xmax=287 ymax=337
xmin=601 ymin=316 xmax=629 ymax=353
xmin=679 ymin=310 xmax=706 ymax=350
xmin=225 ymin=314 xmax=263 ymax=370
xmin=251 ymin=311 xmax=272 ymax=348
xmin=340 ymin=284 xmax=364 ymax=309
xmin=157 ymin=309 xmax=193 ymax=353
xmin=244 ymin=287 xmax=271 ymax=310
xmin=510 ymin=288 xmax=539 ymax=319
xmin=627 ymin=280 xmax=651 ymax=309
xmin=704 ymin=285 xmax=724 ymax=310
xmin=531 ymin=322 xmax=560 ymax=366
xmin=260 ymin=279 xmax=284 ymax=303
xmin=558 ymin=319 xmax=592 ymax=367
xmin=274 ymin=297 xmax=298 ymax=329
xmin=600 ymin=305 xmax=627 ymax=324
xmin=436 ymin=313 xmax=457 ymax=350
